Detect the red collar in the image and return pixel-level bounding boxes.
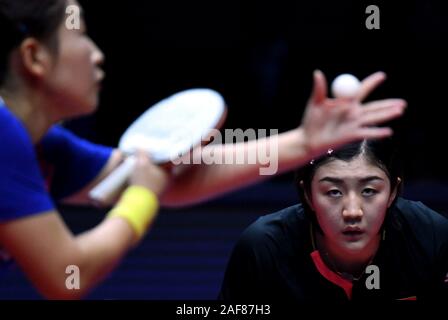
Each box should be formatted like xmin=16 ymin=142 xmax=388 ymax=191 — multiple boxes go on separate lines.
xmin=310 ymin=250 xmax=354 ymax=300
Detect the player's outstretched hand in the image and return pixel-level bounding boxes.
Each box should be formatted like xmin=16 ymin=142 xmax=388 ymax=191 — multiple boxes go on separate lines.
xmin=300 ymin=70 xmax=407 ymax=157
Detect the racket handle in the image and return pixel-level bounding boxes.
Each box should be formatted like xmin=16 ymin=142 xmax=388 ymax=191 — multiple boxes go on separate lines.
xmin=89 ymin=156 xmax=136 ymax=205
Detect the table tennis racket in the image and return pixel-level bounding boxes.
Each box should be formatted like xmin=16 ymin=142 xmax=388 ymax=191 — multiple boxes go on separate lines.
xmin=89 ymin=88 xmax=227 ymax=204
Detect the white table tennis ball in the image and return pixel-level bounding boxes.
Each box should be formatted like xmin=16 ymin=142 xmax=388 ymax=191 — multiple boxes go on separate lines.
xmin=331 ymin=74 xmax=361 ymax=99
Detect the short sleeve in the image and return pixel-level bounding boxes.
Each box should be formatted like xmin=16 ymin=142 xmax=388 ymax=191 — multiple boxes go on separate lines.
xmin=39 ymin=125 xmax=113 ymax=200
xmin=0 ymin=108 xmax=54 ymax=222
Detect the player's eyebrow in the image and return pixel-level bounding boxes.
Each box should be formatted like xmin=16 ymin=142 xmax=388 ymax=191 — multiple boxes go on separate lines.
xmin=318 ymin=176 xmax=384 ymax=183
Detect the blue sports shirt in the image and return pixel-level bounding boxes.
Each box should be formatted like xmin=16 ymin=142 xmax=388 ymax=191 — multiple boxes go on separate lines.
xmin=0 ymin=100 xmax=113 ymax=270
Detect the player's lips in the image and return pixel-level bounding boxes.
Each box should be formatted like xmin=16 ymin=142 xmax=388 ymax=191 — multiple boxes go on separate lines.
xmin=94 ymin=71 xmax=105 ymax=90
xmin=342 ymin=226 xmax=364 ymax=236
xmin=96 ymin=70 xmax=105 ymax=83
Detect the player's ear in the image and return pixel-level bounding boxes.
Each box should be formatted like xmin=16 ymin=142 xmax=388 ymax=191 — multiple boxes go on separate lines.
xmin=387 ymin=177 xmax=401 ymax=207
xmin=18 ymin=38 xmax=54 ymax=80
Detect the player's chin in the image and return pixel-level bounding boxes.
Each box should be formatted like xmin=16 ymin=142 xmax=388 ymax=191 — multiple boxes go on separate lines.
xmin=82 ymin=92 xmax=100 ymax=114
xmin=340 ymin=239 xmax=367 ymax=254
xmin=72 ymin=98 xmax=98 ymax=117
xmin=86 ymin=99 xmax=99 ymax=114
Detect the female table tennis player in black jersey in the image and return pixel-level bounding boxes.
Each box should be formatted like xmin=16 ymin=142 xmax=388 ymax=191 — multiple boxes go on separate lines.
xmin=220 ymin=139 xmax=448 ymax=303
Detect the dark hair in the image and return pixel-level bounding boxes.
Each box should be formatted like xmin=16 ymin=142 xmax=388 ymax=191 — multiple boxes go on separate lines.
xmin=295 ymin=139 xmax=403 ymax=227
xmin=0 ymin=0 xmax=66 ymax=86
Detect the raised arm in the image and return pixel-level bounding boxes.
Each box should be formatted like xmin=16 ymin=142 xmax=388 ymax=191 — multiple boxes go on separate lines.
xmin=161 ymin=71 xmax=406 ymax=206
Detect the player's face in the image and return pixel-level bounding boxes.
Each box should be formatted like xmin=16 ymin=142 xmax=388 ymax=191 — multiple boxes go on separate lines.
xmin=309 ymin=155 xmax=397 ymax=256
xmin=45 ymin=0 xmax=104 ymax=118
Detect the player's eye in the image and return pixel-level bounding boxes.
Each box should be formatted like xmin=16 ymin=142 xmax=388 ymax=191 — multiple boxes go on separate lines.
xmin=326 ymin=189 xmax=342 ymax=198
xmin=362 ymin=188 xmax=378 ymax=197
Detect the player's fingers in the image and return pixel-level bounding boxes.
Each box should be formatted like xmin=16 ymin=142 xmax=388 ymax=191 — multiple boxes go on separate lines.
xmin=310 ymin=70 xmax=328 ymax=105
xmin=359 ymin=104 xmax=405 ymax=126
xmin=134 ymin=149 xmax=152 ymax=166
xmin=355 ymin=127 xmax=393 ymax=140
xmin=362 ymin=99 xmax=407 ymax=115
xmin=356 ymin=71 xmax=386 ymax=101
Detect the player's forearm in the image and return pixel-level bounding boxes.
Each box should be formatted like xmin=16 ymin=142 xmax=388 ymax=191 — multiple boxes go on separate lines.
xmin=75 ymin=218 xmax=134 ymax=291
xmin=36 ymin=218 xmax=134 ymax=299
xmin=162 ymin=128 xmax=313 ymax=206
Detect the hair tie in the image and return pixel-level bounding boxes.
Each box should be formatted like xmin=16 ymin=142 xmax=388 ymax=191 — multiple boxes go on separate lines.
xmin=309 ymin=148 xmax=334 ymax=165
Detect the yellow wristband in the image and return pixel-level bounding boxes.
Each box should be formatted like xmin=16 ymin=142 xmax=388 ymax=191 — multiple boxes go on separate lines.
xmin=107 ymin=186 xmax=159 ymax=242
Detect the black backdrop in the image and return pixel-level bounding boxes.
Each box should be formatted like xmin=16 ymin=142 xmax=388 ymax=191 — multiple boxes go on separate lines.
xmin=71 ymin=0 xmax=448 ymax=182
xmin=2 ymin=0 xmax=448 ymax=301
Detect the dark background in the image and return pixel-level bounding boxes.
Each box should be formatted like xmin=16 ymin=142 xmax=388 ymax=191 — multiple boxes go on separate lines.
xmin=2 ymin=0 xmax=448 ymax=300
xmin=69 ymin=0 xmax=448 ymax=182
